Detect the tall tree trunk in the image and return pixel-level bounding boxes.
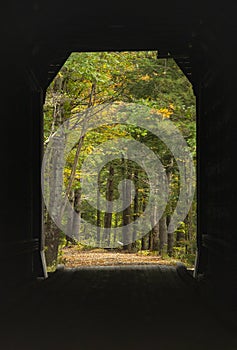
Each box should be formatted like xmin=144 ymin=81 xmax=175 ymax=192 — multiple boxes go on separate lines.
xmin=167 ymin=233 xmax=174 ymax=257
xmin=103 ymin=164 xmax=114 ymax=246
xmin=166 ymin=159 xmax=174 ymax=257
xmin=141 ymin=195 xmax=148 ymax=250
xmin=44 ymin=80 xmax=97 ymax=264
xmin=72 ymin=185 xmax=82 ymax=241
xmin=150 ymin=206 xmax=159 ymax=251
xmin=132 ymin=169 xmax=139 ymax=250
xmin=148 ymin=231 xmax=153 ymax=251
xmin=66 ymin=190 xmax=75 ymax=244
xmin=166 ymin=214 xmax=174 ymax=257
xmin=44 ymin=126 xmax=65 ymax=267
xmin=44 ymin=211 xmax=61 ymax=267
xmin=153 ymin=224 xmax=159 ymax=251
xmin=122 ymin=158 xmax=132 ymax=251
xmin=184 ymin=207 xmax=193 ymax=254
xmin=159 ymin=215 xmax=167 ymax=255
xmin=184 ymin=164 xmax=194 ymax=255
xmin=176 ymin=222 xmax=185 ymax=247
xmin=96 ymin=171 xmax=101 ymax=246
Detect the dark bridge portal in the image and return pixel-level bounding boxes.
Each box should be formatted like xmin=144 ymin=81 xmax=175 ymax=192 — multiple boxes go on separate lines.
xmin=2 ymin=1 xmax=237 ymax=348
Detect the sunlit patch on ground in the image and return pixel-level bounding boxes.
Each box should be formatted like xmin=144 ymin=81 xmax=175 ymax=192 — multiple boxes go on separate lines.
xmin=61 ymin=246 xmax=179 ymax=267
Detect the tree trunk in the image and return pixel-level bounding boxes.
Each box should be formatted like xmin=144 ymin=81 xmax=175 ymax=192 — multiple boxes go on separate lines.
xmin=141 ymin=233 xmax=149 ymax=250
xmin=149 ymin=199 xmax=159 ymax=251
xmin=141 ymin=191 xmax=148 ymax=250
xmin=132 ymin=169 xmax=139 ymax=250
xmin=122 ymin=159 xmax=132 ymax=251
xmin=167 ymin=233 xmax=174 ymax=256
xmin=103 ymin=164 xmax=114 ymax=246
xmin=176 ymin=223 xmax=185 ymax=247
xmin=66 ymin=190 xmax=75 ymax=244
xmin=159 ymin=215 xmax=167 ymax=255
xmin=149 ymin=225 xmax=159 ymax=252
xmin=148 ymin=232 xmax=153 ymax=251
xmin=44 ymin=126 xmax=65 ymax=267
xmin=44 ymin=212 xmax=61 ymax=267
xmin=166 ymin=160 xmax=174 ymax=257
xmin=72 ymin=185 xmax=82 ymax=241
xmin=96 ymin=171 xmax=101 ymax=246
xmin=44 ymin=80 xmax=97 ymax=264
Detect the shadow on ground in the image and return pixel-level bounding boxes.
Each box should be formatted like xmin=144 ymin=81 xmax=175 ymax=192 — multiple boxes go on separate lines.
xmin=1 ymin=265 xmax=237 ymax=350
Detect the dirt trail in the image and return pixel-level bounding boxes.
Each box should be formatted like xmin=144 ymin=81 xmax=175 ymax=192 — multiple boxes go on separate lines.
xmin=62 ymin=246 xmax=179 ymax=267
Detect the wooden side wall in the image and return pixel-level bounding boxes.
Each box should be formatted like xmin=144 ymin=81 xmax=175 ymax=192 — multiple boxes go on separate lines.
xmin=195 ymin=21 xmax=237 ymax=323
xmin=1 ymin=64 xmax=46 ymax=287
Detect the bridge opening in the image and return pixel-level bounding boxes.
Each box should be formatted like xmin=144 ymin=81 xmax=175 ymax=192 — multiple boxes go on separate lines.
xmin=43 ymin=50 xmax=197 ymax=272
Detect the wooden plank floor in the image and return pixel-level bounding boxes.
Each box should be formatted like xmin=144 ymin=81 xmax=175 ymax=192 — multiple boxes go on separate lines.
xmin=1 ymin=265 xmax=237 ymax=350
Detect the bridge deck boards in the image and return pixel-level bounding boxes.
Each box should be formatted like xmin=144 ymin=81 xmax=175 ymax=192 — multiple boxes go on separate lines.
xmin=1 ymin=265 xmax=236 ymax=350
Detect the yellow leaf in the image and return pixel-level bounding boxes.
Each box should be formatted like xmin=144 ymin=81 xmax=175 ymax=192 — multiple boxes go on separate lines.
xmin=140 ymin=74 xmax=150 ymax=81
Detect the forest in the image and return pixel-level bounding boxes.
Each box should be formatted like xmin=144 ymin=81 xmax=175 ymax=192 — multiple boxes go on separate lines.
xmin=43 ymin=51 xmax=196 ymax=270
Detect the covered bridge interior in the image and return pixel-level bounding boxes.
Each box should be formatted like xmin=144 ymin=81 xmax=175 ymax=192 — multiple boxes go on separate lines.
xmin=1 ymin=2 xmax=237 ymax=349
